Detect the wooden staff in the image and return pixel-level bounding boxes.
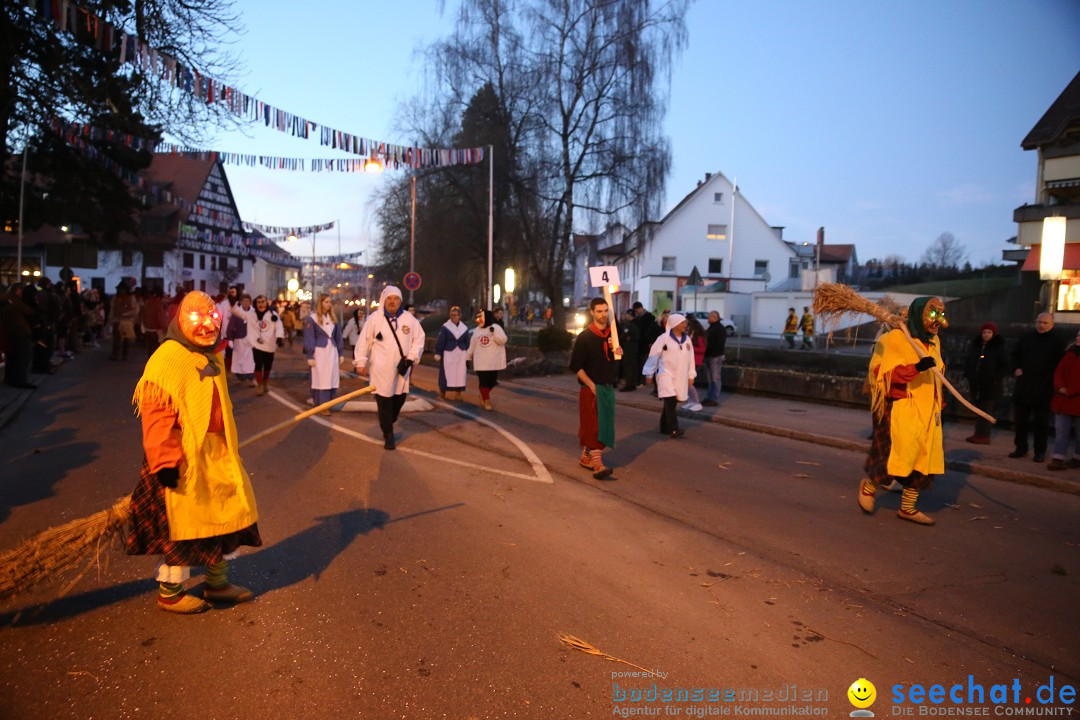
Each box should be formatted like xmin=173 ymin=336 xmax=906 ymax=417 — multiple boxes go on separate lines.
xmin=239 ymin=384 xmax=377 ymax=447
xmin=813 ymin=283 xmax=995 ymax=424
xmin=602 ymin=285 xmax=621 ymax=354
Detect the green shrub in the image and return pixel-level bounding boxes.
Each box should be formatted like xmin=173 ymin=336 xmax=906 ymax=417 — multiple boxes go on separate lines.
xmin=537 ymin=326 xmax=573 ymax=352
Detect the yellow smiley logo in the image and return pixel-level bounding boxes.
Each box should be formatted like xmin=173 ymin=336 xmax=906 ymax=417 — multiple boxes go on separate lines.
xmin=848 ymin=678 xmax=877 ymax=709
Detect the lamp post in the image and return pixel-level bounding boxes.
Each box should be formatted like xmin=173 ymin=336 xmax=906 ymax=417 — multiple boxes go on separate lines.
xmin=1041 ymin=216 xmax=1067 ymax=312
xmin=487 ymin=144 xmax=494 ymax=308
xmin=16 ymin=145 xmax=28 ymax=284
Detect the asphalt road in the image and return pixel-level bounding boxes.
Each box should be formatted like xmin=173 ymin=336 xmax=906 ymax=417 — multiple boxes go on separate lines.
xmin=0 ymin=343 xmax=1077 ymax=719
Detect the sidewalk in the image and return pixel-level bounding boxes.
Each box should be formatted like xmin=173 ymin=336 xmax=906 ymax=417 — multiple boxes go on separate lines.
xmin=4 ymin=341 xmax=1078 ymax=496
xmin=507 ymin=373 xmax=1080 ymax=497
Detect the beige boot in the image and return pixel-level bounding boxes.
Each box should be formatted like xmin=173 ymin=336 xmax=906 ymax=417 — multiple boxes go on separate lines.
xmin=857 ymin=478 xmax=876 ymax=513
xmin=589 ymin=449 xmax=612 ymax=480
xmin=897 ymin=509 xmax=935 ymax=526
xmin=157 ymin=593 xmax=210 ymax=614
xmin=579 ymin=448 xmax=593 ymax=471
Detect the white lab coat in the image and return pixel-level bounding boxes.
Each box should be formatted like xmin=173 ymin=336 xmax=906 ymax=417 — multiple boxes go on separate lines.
xmin=644 ymin=331 xmax=696 ymax=402
xmin=467 ymin=323 xmax=508 ymax=371
xmin=248 ymin=308 xmax=284 ymax=353
xmin=311 ymin=317 xmax=340 ymax=390
xmin=230 ymin=305 xmax=256 ymax=374
xmin=354 ymin=310 xmax=425 ymax=397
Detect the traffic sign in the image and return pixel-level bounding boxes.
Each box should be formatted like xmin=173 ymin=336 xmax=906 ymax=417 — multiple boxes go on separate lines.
xmin=403 ymin=271 xmax=422 ymax=291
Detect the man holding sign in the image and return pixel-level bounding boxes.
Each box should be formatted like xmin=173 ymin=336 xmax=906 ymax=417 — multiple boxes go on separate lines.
xmin=570 ymin=266 xmax=624 ymax=479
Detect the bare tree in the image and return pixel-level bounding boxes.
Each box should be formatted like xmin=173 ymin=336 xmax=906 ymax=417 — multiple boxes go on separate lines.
xmin=920 ymin=232 xmax=967 ymax=271
xmin=1 ymin=0 xmax=242 ymax=240
xmin=414 ymin=0 xmax=689 ymax=323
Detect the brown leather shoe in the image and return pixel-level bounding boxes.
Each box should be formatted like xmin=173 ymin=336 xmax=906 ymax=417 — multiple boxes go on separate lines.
xmin=157 ymin=593 xmax=210 ymax=614
xmin=897 ymin=509 xmax=935 ymax=526
xmin=202 ymin=583 xmax=254 ymax=604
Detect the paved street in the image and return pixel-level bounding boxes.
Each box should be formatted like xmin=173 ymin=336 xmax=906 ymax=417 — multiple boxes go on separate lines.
xmin=1 ymin=341 xmax=1078 ymax=719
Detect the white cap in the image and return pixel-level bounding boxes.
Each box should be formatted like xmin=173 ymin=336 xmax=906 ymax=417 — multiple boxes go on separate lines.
xmin=379 ymin=285 xmax=402 ymax=306
xmin=667 ymin=313 xmax=686 ymax=329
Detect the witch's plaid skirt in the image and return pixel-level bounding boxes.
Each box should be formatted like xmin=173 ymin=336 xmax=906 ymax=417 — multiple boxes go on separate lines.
xmin=126 ymin=458 xmax=262 ymax=567
xmin=864 ymin=400 xmax=931 ymax=491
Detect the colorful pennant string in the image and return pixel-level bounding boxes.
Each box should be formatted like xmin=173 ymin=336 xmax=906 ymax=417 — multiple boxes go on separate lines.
xmin=33 ymin=0 xmax=487 ymax=170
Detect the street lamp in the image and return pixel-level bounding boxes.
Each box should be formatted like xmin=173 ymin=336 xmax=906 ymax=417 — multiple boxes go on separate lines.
xmin=504 ymin=267 xmax=515 ymax=294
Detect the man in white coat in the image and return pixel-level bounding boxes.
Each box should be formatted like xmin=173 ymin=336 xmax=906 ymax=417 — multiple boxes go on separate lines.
xmin=354 ymin=286 xmax=425 ymax=449
xmin=644 ymin=312 xmax=695 ymax=438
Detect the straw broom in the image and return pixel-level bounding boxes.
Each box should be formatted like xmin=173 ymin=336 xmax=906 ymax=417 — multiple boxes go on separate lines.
xmin=0 ymin=384 xmax=377 ymax=603
xmin=812 ymin=283 xmax=994 ymax=424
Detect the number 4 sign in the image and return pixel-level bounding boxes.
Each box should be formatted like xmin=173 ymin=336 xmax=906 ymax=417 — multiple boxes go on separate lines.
xmin=588 ymin=266 xmax=621 ymax=288
xmin=587 ymin=266 xmax=622 ymax=354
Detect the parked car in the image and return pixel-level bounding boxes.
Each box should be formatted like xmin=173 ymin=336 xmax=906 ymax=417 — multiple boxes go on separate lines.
xmin=686 ymin=311 xmax=736 ymax=335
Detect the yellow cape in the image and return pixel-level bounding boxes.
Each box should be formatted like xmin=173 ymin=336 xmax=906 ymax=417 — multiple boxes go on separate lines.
xmin=869 ymin=328 xmax=945 ymax=477
xmin=133 ymin=341 xmax=258 ymax=540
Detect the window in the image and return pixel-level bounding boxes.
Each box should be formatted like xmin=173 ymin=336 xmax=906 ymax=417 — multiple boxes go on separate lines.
xmin=237 ymin=257 xmax=243 ymax=272
xmin=199 ymin=280 xmax=206 ymax=292
xmin=708 ymin=258 xmax=723 ymax=275
xmin=182 ymin=252 xmax=194 ymax=269
xmin=144 ymin=248 xmax=164 ymax=267
xmin=789 ymin=260 xmax=800 ymax=279
xmin=713 ymin=192 xmax=723 ymax=204
xmin=706 ymin=224 xmax=727 ymax=240
xmin=199 ymin=254 xmax=206 ymax=270
xmin=219 ymin=256 xmax=228 ymax=271
xmin=211 ymin=256 xmax=217 ymax=271
xmin=661 ymin=256 xmax=676 ymax=273
xmin=754 ymin=260 xmax=769 ymax=277
xmin=121 ymin=248 xmax=133 ymax=266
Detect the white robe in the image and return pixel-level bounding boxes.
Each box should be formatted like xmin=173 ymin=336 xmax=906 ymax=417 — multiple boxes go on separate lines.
xmin=311 ymin=317 xmax=340 ymax=390
xmin=439 ymin=320 xmax=469 ymax=387
xmin=230 ymin=305 xmax=256 ymax=375
xmin=645 ymin=332 xmax=696 ymax=402
xmin=354 ymin=310 xmax=425 ymax=397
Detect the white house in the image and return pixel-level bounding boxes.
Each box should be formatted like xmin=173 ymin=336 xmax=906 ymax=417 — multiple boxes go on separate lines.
xmin=596 ymin=172 xmax=809 ymax=333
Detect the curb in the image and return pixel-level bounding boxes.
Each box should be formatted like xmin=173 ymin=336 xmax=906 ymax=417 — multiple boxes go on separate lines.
xmin=508 ymin=377 xmax=1080 ymax=496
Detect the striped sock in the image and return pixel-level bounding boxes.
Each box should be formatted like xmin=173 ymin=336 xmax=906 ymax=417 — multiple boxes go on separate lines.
xmin=158 ymin=581 xmax=184 ymax=602
xmin=860 ymin=478 xmax=876 ymax=497
xmin=900 ymin=487 xmax=919 ymax=514
xmin=205 ymin=560 xmax=229 ymax=590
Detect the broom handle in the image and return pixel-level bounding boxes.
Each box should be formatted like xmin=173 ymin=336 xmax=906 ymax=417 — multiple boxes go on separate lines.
xmin=239 ymin=385 xmax=377 ymax=448
xmin=896 ymin=324 xmax=996 ymax=425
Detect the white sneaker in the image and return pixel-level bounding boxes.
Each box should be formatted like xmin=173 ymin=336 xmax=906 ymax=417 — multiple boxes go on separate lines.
xmin=687 ymin=403 xmax=703 ymax=412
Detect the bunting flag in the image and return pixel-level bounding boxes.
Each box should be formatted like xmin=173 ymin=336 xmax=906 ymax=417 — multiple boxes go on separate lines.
xmin=243 ymin=221 xmax=336 ymax=237
xmin=34 ymin=0 xmax=487 ymax=170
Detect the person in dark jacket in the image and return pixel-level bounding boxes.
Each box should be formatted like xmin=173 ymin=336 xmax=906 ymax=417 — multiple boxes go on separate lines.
xmin=618 ymin=309 xmax=640 ymax=391
xmin=963 ymin=322 xmax=1009 ymax=444
xmin=0 ymin=284 xmax=35 ymax=388
xmin=1010 ymin=313 xmax=1066 ymax=463
xmin=631 ymin=301 xmax=659 ymax=386
xmin=703 ymin=310 xmax=728 ymax=406
xmin=1048 ymin=328 xmax=1080 ymax=470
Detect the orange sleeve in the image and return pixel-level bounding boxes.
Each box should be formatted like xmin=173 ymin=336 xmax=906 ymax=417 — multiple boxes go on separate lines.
xmin=140 ymin=385 xmax=184 ymax=473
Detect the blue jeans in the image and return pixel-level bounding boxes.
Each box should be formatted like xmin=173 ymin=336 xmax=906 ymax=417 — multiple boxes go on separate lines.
xmin=705 ymin=355 xmax=723 ymax=402
xmin=1052 ymin=413 xmax=1079 ymax=460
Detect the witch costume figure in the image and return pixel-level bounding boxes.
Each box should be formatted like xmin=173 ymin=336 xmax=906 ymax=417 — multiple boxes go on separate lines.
xmin=433 ymin=305 xmax=470 ymax=400
xmin=127 ymin=290 xmax=262 ymax=614
xmin=858 ymin=296 xmax=947 ymax=526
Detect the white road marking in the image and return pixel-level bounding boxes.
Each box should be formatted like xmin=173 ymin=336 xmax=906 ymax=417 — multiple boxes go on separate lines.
xmin=266 ymin=391 xmax=553 ymax=484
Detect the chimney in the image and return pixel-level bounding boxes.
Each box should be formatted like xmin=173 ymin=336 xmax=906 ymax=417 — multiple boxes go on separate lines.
xmin=705 ymin=173 xmax=712 ymax=182
xmin=817 ymin=227 xmax=825 ymax=247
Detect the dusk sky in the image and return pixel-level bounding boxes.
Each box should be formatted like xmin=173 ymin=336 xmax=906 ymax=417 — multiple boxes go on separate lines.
xmin=200 ymin=0 xmax=1080 ymax=269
